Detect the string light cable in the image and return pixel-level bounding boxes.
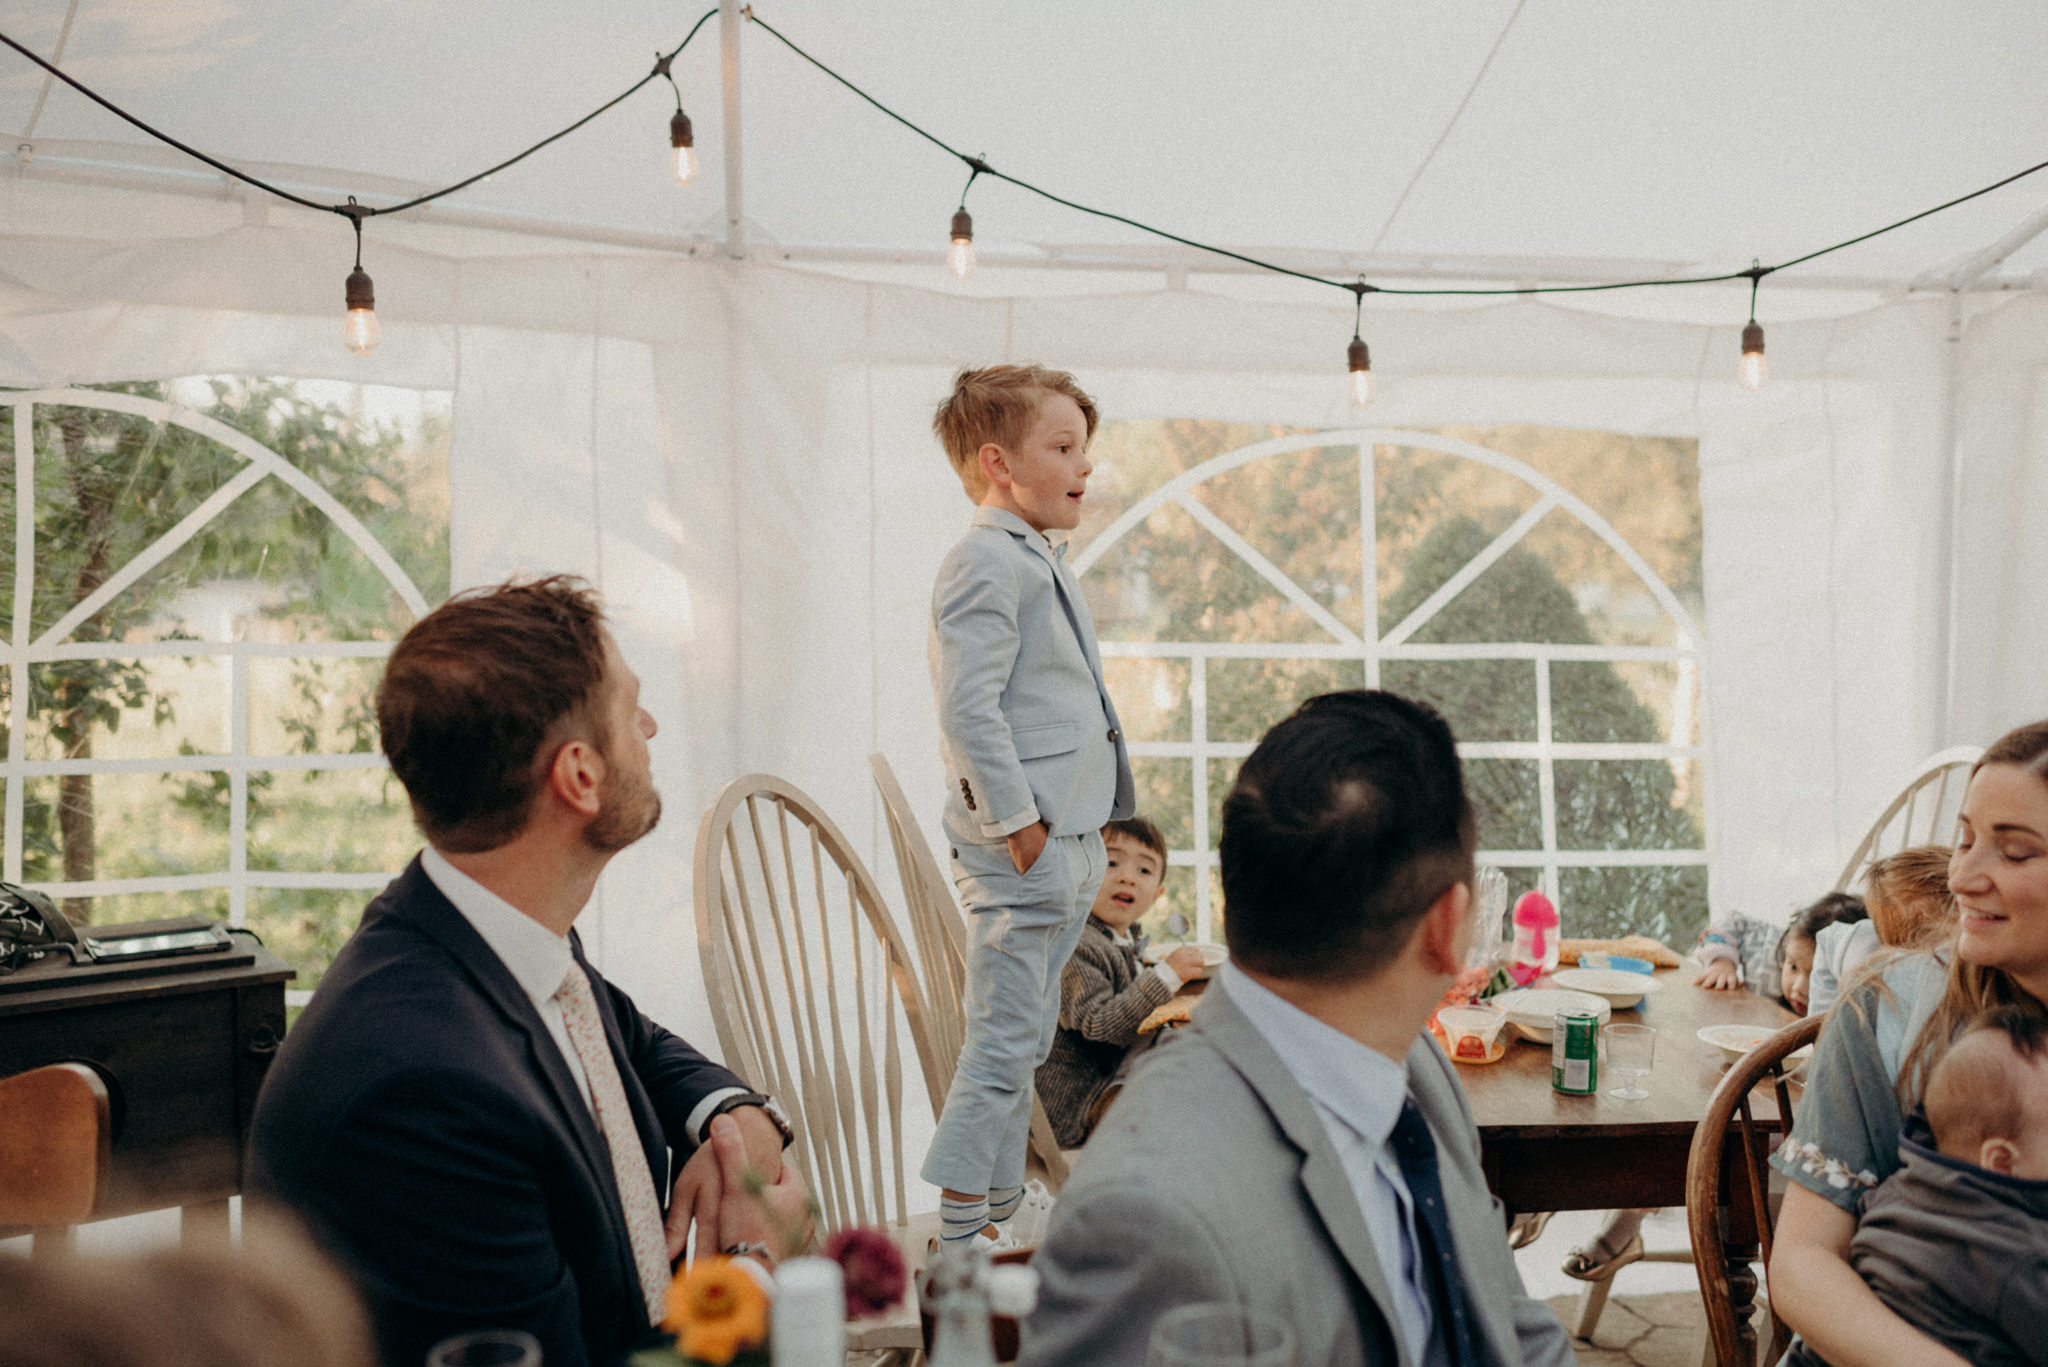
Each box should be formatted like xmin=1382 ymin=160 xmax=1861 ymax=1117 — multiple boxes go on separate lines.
xmin=1 ymin=4 xmax=2045 ymax=376
xmin=742 ymin=6 xmax=2048 ymax=392
xmin=0 ymin=8 xmax=719 ymax=351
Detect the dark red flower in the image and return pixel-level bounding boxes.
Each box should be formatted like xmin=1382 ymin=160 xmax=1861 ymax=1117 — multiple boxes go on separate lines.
xmin=823 ymin=1226 xmax=907 ymax=1319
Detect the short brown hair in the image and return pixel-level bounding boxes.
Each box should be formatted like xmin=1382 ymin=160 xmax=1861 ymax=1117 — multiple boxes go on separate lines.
xmin=1104 ymin=816 xmax=1167 ymax=863
xmin=1925 ymin=1006 xmax=2048 ymax=1159
xmin=377 ymin=576 xmax=611 ymax=853
xmin=932 ymin=364 xmax=1098 ymax=500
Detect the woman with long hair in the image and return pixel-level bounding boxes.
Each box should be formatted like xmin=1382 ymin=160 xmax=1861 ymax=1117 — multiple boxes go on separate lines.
xmin=1768 ymin=722 xmax=2048 ymax=1366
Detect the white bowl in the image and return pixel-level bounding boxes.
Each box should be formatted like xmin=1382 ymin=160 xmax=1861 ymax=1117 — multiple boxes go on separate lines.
xmin=1551 ymin=967 xmax=1665 ymax=1010
xmin=1489 ymin=988 xmax=1613 ymax=1042
xmin=1697 ymin=1023 xmax=1813 ymax=1063
xmin=1141 ymin=940 xmax=1228 ymax=968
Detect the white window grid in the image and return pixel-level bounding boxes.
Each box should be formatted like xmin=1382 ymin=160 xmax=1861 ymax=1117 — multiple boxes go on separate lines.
xmin=6 ymin=389 xmax=433 ymax=1006
xmin=1071 ymin=428 xmax=1711 ymax=940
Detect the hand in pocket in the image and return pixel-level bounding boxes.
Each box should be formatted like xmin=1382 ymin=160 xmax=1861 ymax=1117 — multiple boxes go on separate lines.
xmin=1008 ymin=821 xmax=1049 ymax=875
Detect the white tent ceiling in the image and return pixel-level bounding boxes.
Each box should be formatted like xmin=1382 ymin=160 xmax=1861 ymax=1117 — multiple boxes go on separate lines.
xmin=4 ymin=0 xmax=2047 ymax=316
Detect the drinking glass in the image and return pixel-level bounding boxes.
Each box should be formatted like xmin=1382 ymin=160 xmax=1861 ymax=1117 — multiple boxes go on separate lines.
xmin=1467 ymin=865 xmax=1510 ymax=969
xmin=426 ymin=1330 xmax=542 ymax=1367
xmin=1604 ymin=1023 xmax=1657 ymax=1101
xmin=1147 ymin=1303 xmax=1295 ymax=1367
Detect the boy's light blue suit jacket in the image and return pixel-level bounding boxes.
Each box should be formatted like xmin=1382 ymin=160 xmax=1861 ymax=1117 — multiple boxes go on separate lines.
xmin=930 ymin=505 xmax=1135 ymax=848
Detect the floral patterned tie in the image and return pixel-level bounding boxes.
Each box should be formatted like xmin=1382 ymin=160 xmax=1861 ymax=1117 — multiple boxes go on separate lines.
xmin=555 ymin=961 xmax=671 ymax=1324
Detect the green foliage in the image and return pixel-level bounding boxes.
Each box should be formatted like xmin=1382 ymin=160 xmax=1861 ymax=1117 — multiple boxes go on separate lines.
xmin=3 ymin=377 xmax=447 ymax=960
xmin=1079 ymin=421 xmax=1708 ymax=949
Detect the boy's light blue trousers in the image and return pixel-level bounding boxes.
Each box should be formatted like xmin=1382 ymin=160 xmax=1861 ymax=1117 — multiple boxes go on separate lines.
xmin=921 ymin=829 xmax=1107 ymax=1195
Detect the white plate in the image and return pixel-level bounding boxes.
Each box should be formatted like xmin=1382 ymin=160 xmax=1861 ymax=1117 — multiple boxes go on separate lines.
xmin=1697 ymin=1023 xmax=1813 ymax=1063
xmin=1551 ymin=967 xmax=1665 ymax=1010
xmin=1489 ymin=988 xmax=1612 ymax=1042
xmin=1141 ymin=940 xmax=1228 ymax=968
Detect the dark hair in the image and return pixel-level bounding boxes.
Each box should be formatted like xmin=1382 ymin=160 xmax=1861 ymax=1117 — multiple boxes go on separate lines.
xmin=1218 ymin=690 xmax=1475 ymax=982
xmin=1781 ymin=891 xmax=1866 ymax=951
xmin=1104 ymin=815 xmax=1167 ymax=863
xmin=377 ymin=575 xmax=611 ymax=853
xmin=1925 ymin=1005 xmax=2048 ymax=1157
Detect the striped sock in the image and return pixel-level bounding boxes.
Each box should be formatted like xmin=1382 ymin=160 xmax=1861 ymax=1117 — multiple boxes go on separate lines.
xmin=987 ymin=1186 xmax=1024 ymax=1227
xmin=940 ymin=1194 xmax=990 ymax=1246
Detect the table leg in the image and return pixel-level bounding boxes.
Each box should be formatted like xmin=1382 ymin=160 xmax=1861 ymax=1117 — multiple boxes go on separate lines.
xmin=182 ymin=1198 xmax=232 ymax=1248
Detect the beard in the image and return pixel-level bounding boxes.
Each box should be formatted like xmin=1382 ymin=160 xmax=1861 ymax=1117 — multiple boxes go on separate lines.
xmin=583 ymin=762 xmax=663 ymax=853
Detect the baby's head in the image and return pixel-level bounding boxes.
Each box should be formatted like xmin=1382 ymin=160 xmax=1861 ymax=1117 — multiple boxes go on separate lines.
xmin=1925 ymin=1006 xmax=2048 ymax=1178
xmin=1090 ymin=816 xmax=1167 ymax=933
xmin=933 ymin=365 xmax=1098 ymax=517
xmin=1778 ymin=892 xmax=1867 ymax=1015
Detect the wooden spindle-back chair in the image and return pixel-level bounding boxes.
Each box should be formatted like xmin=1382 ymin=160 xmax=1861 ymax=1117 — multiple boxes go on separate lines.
xmin=1686 ymin=1013 xmax=1826 ymax=1367
xmin=0 ymin=1062 xmax=111 ymax=1256
xmin=692 ymin=774 xmax=939 ymax=1238
xmin=1832 ymin=745 xmax=1980 ymax=892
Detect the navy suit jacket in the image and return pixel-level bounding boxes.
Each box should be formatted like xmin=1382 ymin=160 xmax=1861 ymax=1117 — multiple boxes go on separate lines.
xmin=249 ymin=856 xmax=747 ymax=1367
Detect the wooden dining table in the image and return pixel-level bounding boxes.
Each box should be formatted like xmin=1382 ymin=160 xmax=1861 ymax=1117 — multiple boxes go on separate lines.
xmin=1454 ymin=966 xmax=1796 ymax=1339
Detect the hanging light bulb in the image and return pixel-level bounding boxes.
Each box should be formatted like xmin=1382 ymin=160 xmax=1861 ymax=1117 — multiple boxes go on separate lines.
xmin=343 ymin=265 xmax=379 ymax=355
xmin=1347 ymin=335 xmax=1374 ymax=410
xmin=948 ymin=208 xmax=975 ymax=279
xmin=669 ymin=109 xmax=699 ymax=187
xmin=1739 ymin=320 xmax=1767 ymax=391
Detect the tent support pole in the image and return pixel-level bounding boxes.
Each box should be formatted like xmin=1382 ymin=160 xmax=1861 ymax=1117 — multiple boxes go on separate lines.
xmin=1929 ymin=202 xmax=2048 ymax=742
xmin=720 ymin=0 xmax=744 ymax=258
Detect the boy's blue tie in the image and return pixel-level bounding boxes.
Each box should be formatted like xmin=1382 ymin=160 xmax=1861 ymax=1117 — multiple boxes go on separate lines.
xmin=1388 ymin=1097 xmax=1480 ymax=1366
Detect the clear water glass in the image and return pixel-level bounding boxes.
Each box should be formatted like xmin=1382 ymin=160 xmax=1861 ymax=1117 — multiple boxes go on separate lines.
xmin=1604 ymin=1023 xmax=1657 ymax=1100
xmin=1147 ymin=1304 xmax=1295 ymax=1367
xmin=1468 ymin=864 xmax=1510 ymax=968
xmin=426 ymin=1330 xmax=542 ymax=1367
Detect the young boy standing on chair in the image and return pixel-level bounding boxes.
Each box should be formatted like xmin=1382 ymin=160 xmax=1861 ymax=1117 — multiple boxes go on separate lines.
xmin=923 ymin=364 xmax=1134 ymax=1248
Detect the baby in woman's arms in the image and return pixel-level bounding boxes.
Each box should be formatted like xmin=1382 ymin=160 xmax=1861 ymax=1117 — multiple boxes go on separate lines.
xmin=1787 ymin=1005 xmax=2048 ymax=1367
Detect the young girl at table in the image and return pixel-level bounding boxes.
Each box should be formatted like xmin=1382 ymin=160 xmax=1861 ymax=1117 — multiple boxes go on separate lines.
xmin=1559 ymin=891 xmax=1868 ymax=1283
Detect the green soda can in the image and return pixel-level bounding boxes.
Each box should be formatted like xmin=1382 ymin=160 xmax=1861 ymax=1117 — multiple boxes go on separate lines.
xmin=1551 ymin=1010 xmax=1601 ymax=1095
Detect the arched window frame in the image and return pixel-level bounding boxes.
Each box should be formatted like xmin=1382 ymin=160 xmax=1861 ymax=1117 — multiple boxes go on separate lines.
xmin=4 ymin=388 xmax=433 ymax=1005
xmin=1073 ymin=427 xmax=1710 ymax=938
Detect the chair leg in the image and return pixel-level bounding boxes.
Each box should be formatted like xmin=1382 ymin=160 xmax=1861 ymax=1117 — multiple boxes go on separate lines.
xmin=1570 ymin=1270 xmax=1617 ymax=1339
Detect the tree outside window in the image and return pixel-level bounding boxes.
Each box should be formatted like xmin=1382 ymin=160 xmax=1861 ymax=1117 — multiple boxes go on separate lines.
xmin=1 ymin=378 xmax=448 ymax=1003
xmin=1072 ymin=420 xmax=1707 ymax=951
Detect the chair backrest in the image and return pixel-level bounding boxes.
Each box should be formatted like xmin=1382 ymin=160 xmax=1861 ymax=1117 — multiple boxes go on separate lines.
xmin=0 ymin=1062 xmax=111 ymax=1230
xmin=1685 ymin=1013 xmax=1825 ymax=1367
xmin=693 ymin=773 xmax=938 ymax=1233
xmin=868 ymin=752 xmax=1072 ymax=1190
xmin=869 ymin=752 xmax=969 ymax=1088
xmin=1833 ymin=745 xmax=1982 ymax=892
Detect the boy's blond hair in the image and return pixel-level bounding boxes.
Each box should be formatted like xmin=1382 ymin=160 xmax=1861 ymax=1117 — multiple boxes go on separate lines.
xmin=933 ymin=365 xmax=1099 ymax=501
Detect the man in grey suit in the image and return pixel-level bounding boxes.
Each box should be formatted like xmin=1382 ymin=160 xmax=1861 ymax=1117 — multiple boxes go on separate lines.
xmin=1023 ymin=691 xmax=1575 ymax=1367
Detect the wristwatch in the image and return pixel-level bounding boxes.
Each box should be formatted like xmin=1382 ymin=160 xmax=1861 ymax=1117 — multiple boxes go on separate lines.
xmin=702 ymin=1091 xmax=795 ymax=1149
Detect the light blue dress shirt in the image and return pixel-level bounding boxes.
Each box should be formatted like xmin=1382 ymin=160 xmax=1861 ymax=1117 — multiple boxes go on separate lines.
xmin=1215 ymin=963 xmax=1443 ymax=1367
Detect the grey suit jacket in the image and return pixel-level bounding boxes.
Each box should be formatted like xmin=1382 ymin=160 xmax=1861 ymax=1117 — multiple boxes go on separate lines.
xmin=929 ymin=506 xmax=1135 ymax=845
xmin=1021 ymin=986 xmax=1575 ymax=1367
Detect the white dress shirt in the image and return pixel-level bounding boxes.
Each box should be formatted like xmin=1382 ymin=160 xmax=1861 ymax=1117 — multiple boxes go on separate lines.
xmin=1109 ymin=924 xmax=1183 ymax=992
xmin=421 ymin=846 xmax=747 ymax=1146
xmin=1215 ymin=963 xmax=1442 ymax=1367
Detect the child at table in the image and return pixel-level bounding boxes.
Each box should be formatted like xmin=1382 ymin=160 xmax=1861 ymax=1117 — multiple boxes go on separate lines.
xmin=1035 ymin=816 xmax=1208 ymax=1147
xmin=1804 ymin=846 xmax=1957 ymax=1014
xmin=1783 ymin=1006 xmax=2048 ymax=1367
xmin=921 ymin=365 xmax=1136 ymax=1249
xmin=1561 ymin=892 xmax=1868 ymax=1283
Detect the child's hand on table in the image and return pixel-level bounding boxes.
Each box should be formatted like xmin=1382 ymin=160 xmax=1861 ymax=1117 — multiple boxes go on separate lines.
xmin=1164 ymin=946 xmax=1208 ymax=981
xmin=1694 ymin=959 xmax=1742 ymax=990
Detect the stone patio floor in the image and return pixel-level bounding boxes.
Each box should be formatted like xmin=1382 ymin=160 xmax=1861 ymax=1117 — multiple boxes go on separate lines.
xmin=1516 ymin=1205 xmax=1754 ymax=1366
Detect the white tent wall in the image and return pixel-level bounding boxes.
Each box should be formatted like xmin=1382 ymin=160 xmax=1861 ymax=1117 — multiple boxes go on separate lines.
xmin=0 ymin=217 xmax=2036 ymax=1122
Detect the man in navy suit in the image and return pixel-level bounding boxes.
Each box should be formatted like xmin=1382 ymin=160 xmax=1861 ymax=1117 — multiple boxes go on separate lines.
xmin=250 ymin=577 xmax=806 ymax=1367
